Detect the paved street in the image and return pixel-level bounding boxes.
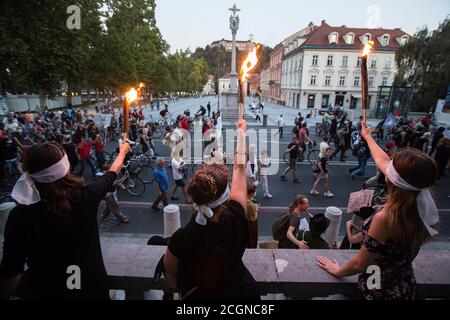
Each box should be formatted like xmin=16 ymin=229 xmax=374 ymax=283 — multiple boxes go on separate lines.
xmin=96 ymin=97 xmax=450 ymax=243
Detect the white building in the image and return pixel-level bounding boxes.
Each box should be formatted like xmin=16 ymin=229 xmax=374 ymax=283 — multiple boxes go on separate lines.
xmin=281 ymin=20 xmax=409 ymax=114
xmin=260 ymin=65 xmax=270 ymax=101
xmin=202 ymin=75 xmax=215 ymax=95
xmin=218 ymin=74 xmax=248 ymax=96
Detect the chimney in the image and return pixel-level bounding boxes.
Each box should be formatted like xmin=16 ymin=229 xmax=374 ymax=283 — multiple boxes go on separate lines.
xmin=249 ymin=34 xmax=254 ymax=43
xmin=321 ymin=20 xmax=326 ymax=25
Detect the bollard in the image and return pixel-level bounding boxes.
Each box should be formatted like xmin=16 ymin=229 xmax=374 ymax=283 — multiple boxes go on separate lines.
xmin=263 ymin=114 xmax=268 ymax=127
xmin=323 ymin=207 xmax=342 ymax=248
xmin=0 ymin=202 xmax=16 ymax=236
xmin=164 ymin=205 xmax=181 ymax=238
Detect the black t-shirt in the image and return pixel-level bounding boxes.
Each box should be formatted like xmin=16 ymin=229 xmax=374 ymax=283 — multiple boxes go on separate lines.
xmin=168 ymin=200 xmax=259 ymax=300
xmin=0 ymin=138 xmax=18 ymax=160
xmin=318 ymin=156 xmax=328 ymax=174
xmin=413 ymin=138 xmax=428 ymax=150
xmin=63 ymin=143 xmax=80 ymax=168
xmin=288 ymin=143 xmax=300 ymax=159
xmin=0 ymin=172 xmax=117 ymax=300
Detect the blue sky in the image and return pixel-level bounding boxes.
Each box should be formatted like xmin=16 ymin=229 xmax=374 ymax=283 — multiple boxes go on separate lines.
xmin=155 ymin=0 xmax=449 ymax=52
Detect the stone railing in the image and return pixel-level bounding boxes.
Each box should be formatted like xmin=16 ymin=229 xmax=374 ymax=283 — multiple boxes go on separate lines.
xmin=104 ymin=245 xmax=450 ymax=300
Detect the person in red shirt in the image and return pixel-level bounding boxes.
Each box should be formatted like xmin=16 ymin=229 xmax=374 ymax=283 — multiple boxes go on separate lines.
xmin=77 ymin=138 xmax=98 ymax=178
xmin=179 ymin=116 xmax=189 ymax=131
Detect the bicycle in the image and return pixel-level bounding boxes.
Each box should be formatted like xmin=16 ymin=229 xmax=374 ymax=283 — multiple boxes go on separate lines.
xmin=116 ymin=162 xmax=146 ymax=196
xmin=283 ymin=141 xmax=319 ymax=166
xmin=365 ymin=185 xmax=387 ymax=206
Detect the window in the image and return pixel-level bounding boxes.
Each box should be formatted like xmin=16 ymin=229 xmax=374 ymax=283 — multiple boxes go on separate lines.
xmin=327 ymin=55 xmax=334 ymax=66
xmin=354 ymin=76 xmax=360 ymax=87
xmin=339 ymin=76 xmax=346 ymax=86
xmin=330 ymin=33 xmax=338 ymax=44
xmin=325 ymin=75 xmax=331 ymax=86
xmin=382 ymin=77 xmax=389 ymax=86
xmin=310 ymin=75 xmax=317 ymax=85
xmin=401 ymin=36 xmax=408 ymax=45
xmin=382 ymin=35 xmax=389 ymax=46
xmin=371 ymin=58 xmax=377 ymax=68
xmin=369 ymin=76 xmax=374 ymax=87
xmin=294 ymin=61 xmax=298 ymax=70
xmin=312 ymin=55 xmax=319 ymax=66
xmin=364 ymin=34 xmax=371 ymax=44
xmin=346 ymin=34 xmax=354 ymax=45
xmin=356 ymin=57 xmax=361 ymax=67
xmin=342 ymin=56 xmax=348 ymax=67
xmin=385 ymin=57 xmax=392 ymax=68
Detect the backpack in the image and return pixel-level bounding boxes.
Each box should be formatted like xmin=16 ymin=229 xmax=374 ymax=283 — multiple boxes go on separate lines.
xmin=352 ymin=142 xmax=363 ymax=157
xmin=272 ymin=212 xmax=292 ymax=242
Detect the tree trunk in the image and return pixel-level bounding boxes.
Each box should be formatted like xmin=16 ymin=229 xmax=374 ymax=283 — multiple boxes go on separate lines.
xmin=39 ymin=90 xmax=46 ymax=112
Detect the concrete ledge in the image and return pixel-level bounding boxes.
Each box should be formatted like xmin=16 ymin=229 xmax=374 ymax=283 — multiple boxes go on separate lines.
xmin=104 ymin=245 xmax=450 ymax=300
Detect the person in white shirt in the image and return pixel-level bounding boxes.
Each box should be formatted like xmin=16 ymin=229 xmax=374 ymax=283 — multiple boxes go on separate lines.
xmin=277 ymin=114 xmax=284 ymax=139
xmin=259 ymin=149 xmax=273 ymax=199
xmin=170 ymin=150 xmax=190 ymax=203
xmin=319 ymin=136 xmax=331 ymax=158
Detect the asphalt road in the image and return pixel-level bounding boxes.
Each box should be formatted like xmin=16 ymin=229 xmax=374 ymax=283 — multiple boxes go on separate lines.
xmin=95 ymin=97 xmax=450 ymax=240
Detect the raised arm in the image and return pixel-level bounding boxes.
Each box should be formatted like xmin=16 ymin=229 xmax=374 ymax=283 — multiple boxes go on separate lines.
xmin=361 ymin=124 xmax=390 ymax=175
xmin=230 ymin=120 xmax=247 ymax=210
xmin=109 ymin=134 xmax=130 ymax=174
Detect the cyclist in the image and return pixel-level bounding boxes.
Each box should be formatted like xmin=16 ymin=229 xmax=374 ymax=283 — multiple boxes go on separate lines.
xmin=281 ymin=136 xmax=302 ymax=184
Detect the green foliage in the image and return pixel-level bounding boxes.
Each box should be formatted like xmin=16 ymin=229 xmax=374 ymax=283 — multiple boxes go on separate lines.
xmin=394 ymin=18 xmax=450 ymax=112
xmin=0 ymin=1 xmax=271 ymax=100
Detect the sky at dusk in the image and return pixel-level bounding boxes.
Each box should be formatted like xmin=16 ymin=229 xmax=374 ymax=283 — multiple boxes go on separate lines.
xmin=155 ymin=0 xmax=449 ymax=52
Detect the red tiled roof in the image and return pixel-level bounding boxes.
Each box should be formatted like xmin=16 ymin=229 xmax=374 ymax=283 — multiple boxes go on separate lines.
xmin=302 ymin=22 xmax=409 ymax=50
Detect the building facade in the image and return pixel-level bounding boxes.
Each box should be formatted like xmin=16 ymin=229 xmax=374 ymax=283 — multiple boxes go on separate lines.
xmin=211 ymin=35 xmax=255 ymax=52
xmin=260 ymin=65 xmax=270 ymax=101
xmin=269 ymin=22 xmax=317 ymax=105
xmin=281 ymin=21 xmax=409 ymax=114
xmin=268 ymin=44 xmax=284 ymax=104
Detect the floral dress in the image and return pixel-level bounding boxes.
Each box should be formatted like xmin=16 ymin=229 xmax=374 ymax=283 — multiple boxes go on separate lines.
xmin=358 ymin=217 xmax=419 ymax=300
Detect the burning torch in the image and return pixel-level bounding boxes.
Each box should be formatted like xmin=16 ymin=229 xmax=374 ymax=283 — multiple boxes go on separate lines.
xmin=123 ymin=87 xmax=138 ymax=142
xmin=238 ymin=45 xmax=260 ymax=121
xmin=361 ymin=41 xmax=374 ymax=127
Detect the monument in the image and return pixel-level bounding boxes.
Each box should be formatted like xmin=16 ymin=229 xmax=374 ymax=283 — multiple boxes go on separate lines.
xmin=221 ymin=4 xmax=240 ymax=120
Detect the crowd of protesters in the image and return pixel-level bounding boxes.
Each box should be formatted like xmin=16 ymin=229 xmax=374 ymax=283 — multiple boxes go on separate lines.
xmin=0 ymin=99 xmax=449 ymax=301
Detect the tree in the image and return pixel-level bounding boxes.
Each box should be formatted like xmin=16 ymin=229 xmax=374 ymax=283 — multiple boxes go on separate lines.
xmin=394 ymin=18 xmax=450 ymax=112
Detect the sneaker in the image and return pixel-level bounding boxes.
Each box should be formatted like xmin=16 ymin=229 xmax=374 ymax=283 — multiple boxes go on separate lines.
xmin=120 ymin=217 xmax=129 ymax=224
xmin=281 ymin=175 xmax=287 ymax=181
xmin=151 ymin=206 xmax=160 ymax=212
xmin=324 ymin=192 xmax=334 ymax=198
xmin=264 ymin=193 xmax=273 ymax=199
xmin=171 ymin=196 xmax=179 ymax=201
xmin=293 ymin=179 xmax=302 ymax=184
xmin=310 ymin=190 xmax=319 ymax=196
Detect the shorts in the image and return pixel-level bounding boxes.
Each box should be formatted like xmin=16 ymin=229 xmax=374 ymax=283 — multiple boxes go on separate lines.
xmin=316 ymin=172 xmax=329 ymax=179
xmin=289 ymin=156 xmax=297 ymax=167
xmin=175 ymin=178 xmax=186 ymax=187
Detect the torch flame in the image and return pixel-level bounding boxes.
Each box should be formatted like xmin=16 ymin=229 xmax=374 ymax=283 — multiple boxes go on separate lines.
xmin=362 ymin=40 xmax=374 ymax=57
xmin=125 ymin=88 xmax=138 ymax=104
xmin=240 ymin=44 xmax=260 ymax=81
xmin=139 ymin=82 xmax=145 ymax=89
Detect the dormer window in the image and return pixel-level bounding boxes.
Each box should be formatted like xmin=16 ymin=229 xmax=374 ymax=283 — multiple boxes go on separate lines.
xmin=382 ymin=35 xmax=390 ymax=46
xmin=401 ymin=36 xmax=409 ymax=45
xmin=363 ymin=33 xmax=371 ymax=44
xmin=345 ymin=33 xmax=355 ymax=45
xmin=329 ymin=32 xmax=339 ymax=44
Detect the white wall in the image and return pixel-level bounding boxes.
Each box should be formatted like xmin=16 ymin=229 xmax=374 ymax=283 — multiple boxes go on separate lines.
xmin=3 ymin=94 xmax=82 ymax=113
